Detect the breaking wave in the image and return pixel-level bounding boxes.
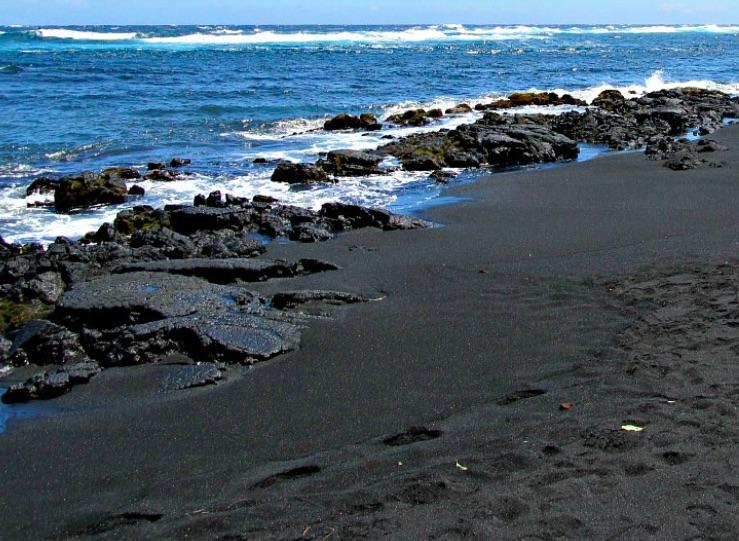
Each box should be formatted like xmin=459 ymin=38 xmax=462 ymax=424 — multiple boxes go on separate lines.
xmin=15 ymin=24 xmax=739 ymax=46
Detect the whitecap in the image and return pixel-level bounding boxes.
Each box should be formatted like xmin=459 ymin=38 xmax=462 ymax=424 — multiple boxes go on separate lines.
xmin=35 ymin=28 xmax=138 ymax=41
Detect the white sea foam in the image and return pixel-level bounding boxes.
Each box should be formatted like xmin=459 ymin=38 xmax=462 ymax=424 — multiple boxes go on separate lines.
xmin=27 ymin=24 xmax=739 ymax=46
xmin=35 ymin=28 xmax=139 ymax=41
xmin=142 ymin=28 xmax=452 ymax=45
xmin=550 ymin=70 xmax=739 ymax=104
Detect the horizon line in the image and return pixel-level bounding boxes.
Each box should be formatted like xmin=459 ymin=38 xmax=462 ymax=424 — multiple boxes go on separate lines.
xmin=3 ymin=21 xmax=738 ymax=27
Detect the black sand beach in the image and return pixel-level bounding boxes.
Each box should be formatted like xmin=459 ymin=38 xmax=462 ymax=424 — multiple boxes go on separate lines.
xmin=2 ymin=124 xmax=739 ymax=539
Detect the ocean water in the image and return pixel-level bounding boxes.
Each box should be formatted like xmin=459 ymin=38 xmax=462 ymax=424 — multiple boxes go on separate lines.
xmin=0 ymin=24 xmax=738 ymax=243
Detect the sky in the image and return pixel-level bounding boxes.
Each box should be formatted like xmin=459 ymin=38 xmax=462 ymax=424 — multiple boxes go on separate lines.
xmin=1 ymin=0 xmax=738 ymax=26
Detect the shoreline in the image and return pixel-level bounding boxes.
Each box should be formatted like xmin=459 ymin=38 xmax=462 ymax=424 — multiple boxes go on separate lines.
xmin=0 ymin=121 xmax=738 ymax=538
xmin=3 ymin=82 xmax=737 ymax=245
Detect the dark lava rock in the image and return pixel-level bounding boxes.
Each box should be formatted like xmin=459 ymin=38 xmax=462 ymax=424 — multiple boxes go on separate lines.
xmin=128 ymin=185 xmax=146 ymax=196
xmin=52 ymin=270 xmax=311 ymax=366
xmin=403 ymin=156 xmax=445 ymax=171
xmin=271 ymin=290 xmax=369 ymax=309
xmin=445 ymin=103 xmax=473 ymax=115
xmin=147 ymin=162 xmax=166 ymax=171
xmin=206 ymin=190 xmax=223 ymax=207
xmin=427 ymin=109 xmax=444 ymax=119
xmin=169 ymin=158 xmax=192 ymax=168
xmin=695 ymin=139 xmax=728 ymax=153
xmin=289 ymin=222 xmax=334 ymax=243
xmin=130 ymin=227 xmax=264 ymax=261
xmin=56 ymin=272 xmax=259 ymax=330
xmin=379 ymin=113 xmax=579 ymax=170
xmin=271 ymin=163 xmax=332 ymax=184
xmin=90 ymin=222 xmax=125 ymax=244
xmin=591 ymin=89 xmax=628 ymax=113
xmin=144 ymin=169 xmax=181 ymax=182
xmin=114 ymin=205 xmax=168 ymax=235
xmin=168 ymin=206 xmax=252 ymax=235
xmin=1 ymin=361 xmax=101 ymax=403
xmin=20 ymin=271 xmax=65 ymax=304
xmin=477 ymin=92 xmax=587 ymax=111
xmin=554 ymin=88 xmax=738 ymax=150
xmin=645 ymin=136 xmax=688 ymax=160
xmin=54 ymin=171 xmax=128 ymax=212
xmin=26 ymin=177 xmax=59 ymax=198
xmin=253 ymin=194 xmax=278 ymax=204
xmin=161 ymin=362 xmax=225 ymax=391
xmin=102 ymin=167 xmax=141 ymax=180
xmin=386 ymin=109 xmax=431 ymax=127
xmin=320 ymin=202 xmax=430 ymax=231
xmin=647 ymin=137 xmax=728 ymax=170
xmin=319 ymin=149 xmax=386 ymax=177
xmin=115 ymin=312 xmax=301 ymax=365
xmin=113 ymin=258 xmax=338 ymax=284
xmin=665 ymin=151 xmax=704 ymax=171
xmin=6 ymin=319 xmax=88 ymax=367
xmin=324 ymin=113 xmax=382 ymax=131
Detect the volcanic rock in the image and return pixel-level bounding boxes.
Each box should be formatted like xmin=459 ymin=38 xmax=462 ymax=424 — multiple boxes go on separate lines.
xmin=324 ymin=113 xmax=382 ymax=131
xmin=54 ymin=171 xmax=128 ymax=212
xmin=1 ymin=361 xmax=101 ymax=403
xmin=319 ymin=150 xmax=386 ymax=176
xmin=271 ymin=163 xmax=332 ymax=184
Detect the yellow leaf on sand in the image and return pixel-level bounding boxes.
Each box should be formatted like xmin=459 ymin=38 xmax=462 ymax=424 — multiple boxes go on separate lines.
xmin=455 ymin=461 xmax=468 ymax=471
xmin=621 ymin=424 xmax=645 ymax=432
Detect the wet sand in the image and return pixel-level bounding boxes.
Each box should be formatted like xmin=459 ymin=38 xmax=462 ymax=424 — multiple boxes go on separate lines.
xmin=1 ymin=125 xmax=739 ymax=540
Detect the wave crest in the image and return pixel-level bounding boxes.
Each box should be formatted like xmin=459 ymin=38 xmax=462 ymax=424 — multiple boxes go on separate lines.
xmin=34 ymin=28 xmax=140 ymax=41
xmin=16 ymin=24 xmax=739 ymax=46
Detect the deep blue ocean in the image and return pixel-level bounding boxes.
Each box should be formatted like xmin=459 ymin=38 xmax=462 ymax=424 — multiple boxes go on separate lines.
xmin=0 ymin=24 xmax=737 ymax=243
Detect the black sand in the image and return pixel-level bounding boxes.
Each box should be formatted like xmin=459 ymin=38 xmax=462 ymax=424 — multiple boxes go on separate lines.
xmin=2 ymin=125 xmax=739 ymax=540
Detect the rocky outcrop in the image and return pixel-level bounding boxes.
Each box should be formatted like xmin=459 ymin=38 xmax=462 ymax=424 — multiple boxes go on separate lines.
xmin=385 ymin=109 xmax=432 ymax=127
xmin=1 ymin=361 xmax=101 ymax=404
xmin=0 ymin=189 xmax=429 ymax=401
xmin=26 ymin=167 xmax=138 ymax=212
xmin=591 ymin=89 xmax=628 ymax=113
xmin=646 ymin=137 xmax=728 ymax=171
xmin=53 ymin=271 xmax=303 ymax=366
xmin=271 ymin=162 xmax=332 ymax=184
xmin=475 ymin=92 xmax=586 ymax=111
xmin=320 ymin=202 xmax=431 ymax=231
xmin=25 ymin=160 xmax=191 ymax=211
xmin=5 ymin=319 xmax=88 ymax=367
xmin=378 ymin=113 xmax=579 ymax=170
xmin=555 ymin=88 xmax=739 ymax=150
xmin=112 ymin=258 xmax=338 ymax=284
xmin=445 ymin=104 xmax=473 ymax=115
xmin=318 ymin=150 xmax=386 ymax=177
xmin=324 ymin=113 xmax=382 ymax=131
xmin=161 ymin=362 xmax=225 ymax=391
xmin=54 ymin=171 xmax=129 ymax=212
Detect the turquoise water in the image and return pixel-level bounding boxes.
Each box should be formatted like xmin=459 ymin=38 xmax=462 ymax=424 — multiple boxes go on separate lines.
xmin=0 ymin=24 xmax=738 ymax=243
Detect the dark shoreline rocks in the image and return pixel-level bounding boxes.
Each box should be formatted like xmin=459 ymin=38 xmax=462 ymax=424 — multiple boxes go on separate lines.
xmin=378 ymin=115 xmax=580 ymax=171
xmin=5 ymin=87 xmax=738 ymax=403
xmin=319 ymin=150 xmax=387 ymax=177
xmin=25 ymin=159 xmax=192 ymax=212
xmin=0 ymin=190 xmax=429 ymax=401
xmin=1 ymin=361 xmax=101 ymax=404
xmin=271 ymin=163 xmax=332 ymax=184
xmin=324 ymin=113 xmax=382 ymax=132
xmin=475 ymin=91 xmax=587 ymax=111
